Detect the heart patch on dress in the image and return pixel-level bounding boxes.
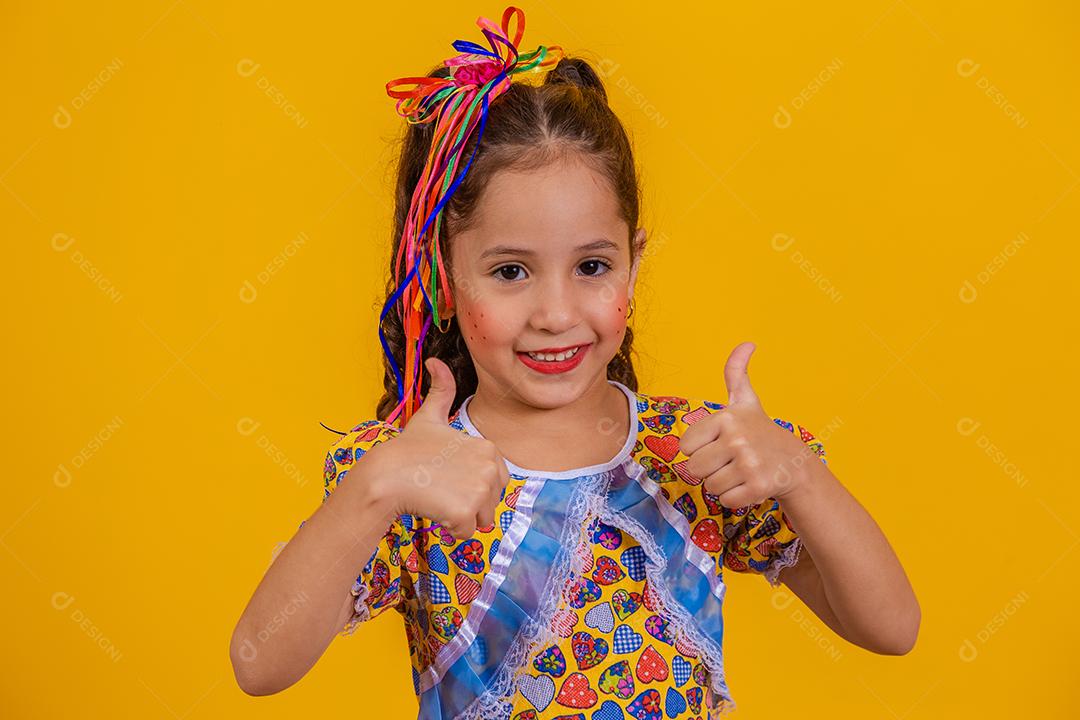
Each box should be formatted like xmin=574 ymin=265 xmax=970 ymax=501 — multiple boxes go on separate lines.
xmin=635 ymin=645 xmax=669 ymax=683
xmin=611 ymin=589 xmax=642 ymax=621
xmin=612 ymin=625 xmax=643 ymax=654
xmin=626 ymin=688 xmax=662 ymax=720
xmin=642 ymin=414 xmax=675 ymax=435
xmin=450 ymin=538 xmax=486 ymax=574
xmin=686 ymin=686 xmax=703 ymax=714
xmin=550 ymin=609 xmax=579 ymax=638
xmin=566 ymin=577 xmax=603 ymax=609
xmin=672 ymin=656 xmax=692 ymax=687
xmin=430 ymin=606 xmax=462 ymax=642
xmin=690 ymin=518 xmax=722 ymax=552
xmin=644 ymin=434 xmax=680 ymax=463
xmin=571 ymin=631 xmax=610 ymax=671
xmin=589 ymin=518 xmax=623 ymax=550
xmin=675 ymin=633 xmax=699 ymax=658
xmin=665 ymin=686 xmax=687 ymax=716
xmin=590 ymin=699 xmax=623 ymax=720
xmin=533 ymin=645 xmax=567 ymax=678
xmin=519 ymin=674 xmax=555 ymax=712
xmin=644 ymin=614 xmax=676 ymax=645
xmin=591 ymin=556 xmax=625 ymax=586
xmin=597 ymin=659 xmax=635 ymax=700
xmin=454 ymin=574 xmax=481 ymax=605
xmin=619 ymin=546 xmax=647 ymax=582
xmin=556 ymin=672 xmax=598 ymax=709
xmin=584 ymin=601 xmax=615 ymax=634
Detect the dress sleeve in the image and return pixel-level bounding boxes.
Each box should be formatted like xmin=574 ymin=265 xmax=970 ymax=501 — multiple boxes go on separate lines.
xmin=314 ymin=419 xmax=418 ymax=634
xmin=719 ymin=415 xmax=828 ymax=586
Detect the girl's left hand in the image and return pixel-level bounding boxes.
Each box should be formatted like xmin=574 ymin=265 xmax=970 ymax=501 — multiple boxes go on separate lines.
xmin=679 ymin=341 xmax=819 ymax=508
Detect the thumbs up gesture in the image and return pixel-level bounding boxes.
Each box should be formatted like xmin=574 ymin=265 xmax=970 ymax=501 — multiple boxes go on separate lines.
xmin=365 ymin=357 xmax=510 ymax=541
xmin=679 ymin=342 xmax=815 ymax=508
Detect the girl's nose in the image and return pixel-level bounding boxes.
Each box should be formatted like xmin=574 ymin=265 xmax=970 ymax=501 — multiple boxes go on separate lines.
xmin=529 ymin=278 xmax=580 ymax=333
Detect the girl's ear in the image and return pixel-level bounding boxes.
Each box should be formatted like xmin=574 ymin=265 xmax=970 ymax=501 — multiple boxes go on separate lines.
xmin=627 ymin=227 xmax=646 ymax=302
xmin=436 ymin=282 xmax=455 ymax=321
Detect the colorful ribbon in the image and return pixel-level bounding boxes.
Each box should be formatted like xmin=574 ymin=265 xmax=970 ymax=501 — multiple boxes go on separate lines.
xmin=380 ymin=6 xmax=563 ymax=429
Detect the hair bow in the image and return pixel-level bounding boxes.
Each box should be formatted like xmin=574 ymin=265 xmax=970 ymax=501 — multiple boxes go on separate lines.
xmin=379 ymin=6 xmax=563 ymax=428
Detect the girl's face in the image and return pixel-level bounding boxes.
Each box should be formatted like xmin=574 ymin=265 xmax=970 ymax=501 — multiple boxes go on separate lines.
xmin=446 ymin=153 xmax=644 ymax=411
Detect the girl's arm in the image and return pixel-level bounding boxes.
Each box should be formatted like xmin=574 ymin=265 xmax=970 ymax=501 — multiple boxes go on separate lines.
xmin=229 ymin=359 xmax=507 ymax=696
xmin=229 ymin=456 xmax=396 ymax=695
xmin=776 ymin=458 xmax=921 ymax=655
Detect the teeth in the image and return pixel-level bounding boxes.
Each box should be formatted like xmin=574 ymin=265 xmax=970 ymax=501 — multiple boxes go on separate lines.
xmin=527 ymin=346 xmax=580 ymax=362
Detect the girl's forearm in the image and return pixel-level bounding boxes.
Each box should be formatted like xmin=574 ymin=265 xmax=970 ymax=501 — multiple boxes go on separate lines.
xmin=229 ymin=458 xmax=396 ymax=695
xmin=779 ymin=459 xmax=921 ymax=655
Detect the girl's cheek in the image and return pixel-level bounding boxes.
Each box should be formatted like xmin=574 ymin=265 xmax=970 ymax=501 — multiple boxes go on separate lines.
xmin=459 ymin=304 xmax=502 ymax=346
xmin=608 ymin=291 xmax=632 ymax=331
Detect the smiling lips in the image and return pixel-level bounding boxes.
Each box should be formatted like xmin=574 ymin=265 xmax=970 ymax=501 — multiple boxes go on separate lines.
xmin=517 ymin=343 xmax=590 ymax=374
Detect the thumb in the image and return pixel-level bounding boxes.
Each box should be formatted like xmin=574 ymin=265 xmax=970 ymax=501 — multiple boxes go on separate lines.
xmin=417 ymin=357 xmax=457 ymax=422
xmin=723 ymin=341 xmax=761 ymax=407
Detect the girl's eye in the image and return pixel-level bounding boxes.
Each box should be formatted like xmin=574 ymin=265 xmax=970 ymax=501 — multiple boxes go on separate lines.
xmin=495 ymin=264 xmax=524 ymax=281
xmin=492 ymin=260 xmax=613 ymax=282
xmin=579 ymin=259 xmax=612 ymax=276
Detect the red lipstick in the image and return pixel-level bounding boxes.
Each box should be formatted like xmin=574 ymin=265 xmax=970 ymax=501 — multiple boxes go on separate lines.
xmin=516 ymin=343 xmax=590 ymax=375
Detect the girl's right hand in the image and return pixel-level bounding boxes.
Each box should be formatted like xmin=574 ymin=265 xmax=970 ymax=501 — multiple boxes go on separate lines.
xmin=366 ymin=356 xmax=510 ymax=541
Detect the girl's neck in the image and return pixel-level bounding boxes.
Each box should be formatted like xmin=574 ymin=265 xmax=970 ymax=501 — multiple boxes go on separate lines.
xmin=464 ymin=376 xmax=630 ymax=471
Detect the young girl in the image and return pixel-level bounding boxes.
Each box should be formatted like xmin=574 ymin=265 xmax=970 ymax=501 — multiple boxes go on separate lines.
xmin=230 ymin=7 xmax=920 ymax=718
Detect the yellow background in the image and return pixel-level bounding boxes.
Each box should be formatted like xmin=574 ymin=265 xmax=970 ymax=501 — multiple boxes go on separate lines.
xmin=4 ymin=1 xmax=1077 ymax=717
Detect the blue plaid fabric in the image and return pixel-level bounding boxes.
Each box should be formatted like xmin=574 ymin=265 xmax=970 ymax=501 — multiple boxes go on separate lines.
xmin=612 ymin=624 xmax=644 ymax=654
xmin=620 ymin=545 xmax=647 ymax=582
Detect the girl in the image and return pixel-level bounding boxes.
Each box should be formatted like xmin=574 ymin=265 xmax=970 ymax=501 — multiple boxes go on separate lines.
xmin=230 ymin=7 xmax=920 ymax=718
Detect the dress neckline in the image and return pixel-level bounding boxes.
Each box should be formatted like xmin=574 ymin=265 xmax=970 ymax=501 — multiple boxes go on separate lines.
xmin=456 ymin=379 xmax=639 ymax=480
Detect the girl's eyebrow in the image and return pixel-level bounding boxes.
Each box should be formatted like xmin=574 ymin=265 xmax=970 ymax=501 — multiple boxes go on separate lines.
xmin=479 ymin=238 xmax=618 ymax=260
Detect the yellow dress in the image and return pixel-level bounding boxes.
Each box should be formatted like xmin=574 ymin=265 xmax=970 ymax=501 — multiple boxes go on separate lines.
xmin=312 ymin=380 xmax=827 ymax=719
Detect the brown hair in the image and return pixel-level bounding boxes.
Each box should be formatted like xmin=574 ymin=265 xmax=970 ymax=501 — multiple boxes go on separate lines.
xmin=375 ymin=56 xmax=645 ymax=422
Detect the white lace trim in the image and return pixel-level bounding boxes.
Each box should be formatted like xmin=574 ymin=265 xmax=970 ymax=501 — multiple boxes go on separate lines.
xmin=456 ymin=470 xmax=612 ymax=720
xmin=417 ymin=476 xmax=546 ymax=693
xmin=634 ymin=468 xmax=728 ymax=604
xmin=763 ymin=535 xmax=802 ymax=587
xmin=593 ymin=495 xmax=737 ymax=714
xmin=342 ymin=578 xmax=372 ymax=635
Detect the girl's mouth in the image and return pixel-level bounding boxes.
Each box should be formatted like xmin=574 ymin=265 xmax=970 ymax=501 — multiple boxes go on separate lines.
xmin=516 ymin=344 xmax=590 ymax=374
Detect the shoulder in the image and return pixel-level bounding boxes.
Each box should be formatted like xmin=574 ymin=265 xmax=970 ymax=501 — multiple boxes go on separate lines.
xmin=630 ymin=388 xmax=826 ymax=485
xmin=323 ymin=419 xmax=401 ymax=494
xmin=629 ymin=390 xmax=724 ymax=485
xmin=330 ymin=419 xmax=401 ymax=462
